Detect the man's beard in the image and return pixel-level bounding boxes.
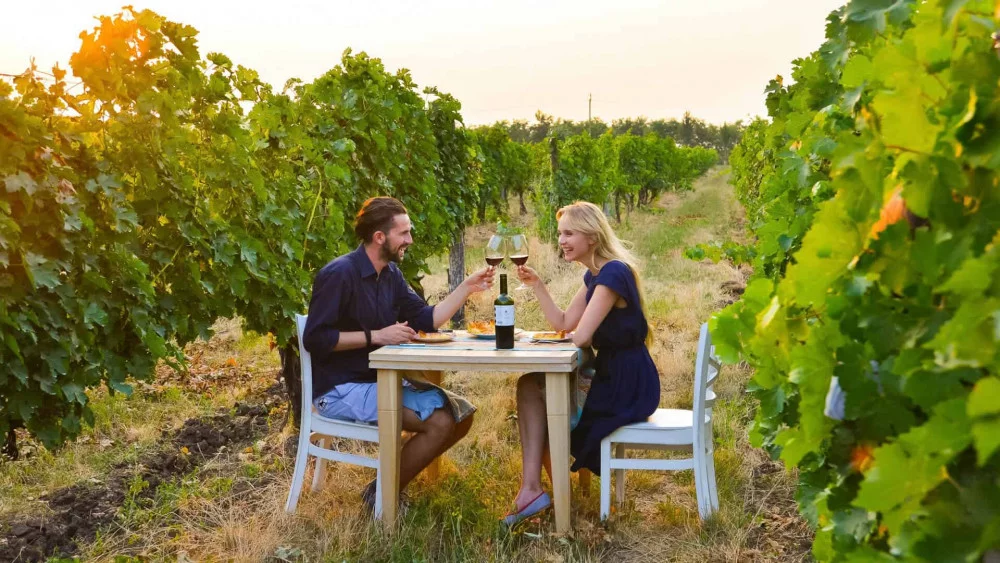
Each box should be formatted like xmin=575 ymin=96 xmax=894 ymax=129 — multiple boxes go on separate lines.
xmin=381 ymin=240 xmax=406 ymax=263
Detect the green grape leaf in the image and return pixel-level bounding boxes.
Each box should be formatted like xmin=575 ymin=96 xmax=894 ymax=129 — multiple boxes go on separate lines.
xmin=83 ymin=302 xmax=109 ymax=327
xmin=4 ymin=171 xmax=38 ymax=195
xmin=938 ymin=254 xmax=997 ymax=297
xmin=23 ymin=252 xmax=61 ymax=289
xmin=776 ymin=427 xmax=814 ymax=467
xmin=855 ymin=398 xmax=971 ymax=535
xmin=842 ymin=55 xmax=874 ymax=89
xmin=926 ymin=298 xmax=1000 ymax=369
xmin=871 ymin=90 xmax=941 ymax=154
xmin=61 ymin=383 xmax=87 ymax=405
xmin=968 ymin=377 xmax=1000 ymax=418
xmin=971 ymin=419 xmax=1000 ymax=466
xmin=782 ymin=196 xmax=862 ymax=307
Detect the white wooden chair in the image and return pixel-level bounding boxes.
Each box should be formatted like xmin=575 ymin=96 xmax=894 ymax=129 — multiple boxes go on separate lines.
xmin=599 ymin=323 xmax=720 ymax=520
xmin=285 ymin=314 xmax=383 ymax=515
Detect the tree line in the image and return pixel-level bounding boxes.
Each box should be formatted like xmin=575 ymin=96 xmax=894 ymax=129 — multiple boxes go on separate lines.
xmin=496 ymin=111 xmax=743 ymax=162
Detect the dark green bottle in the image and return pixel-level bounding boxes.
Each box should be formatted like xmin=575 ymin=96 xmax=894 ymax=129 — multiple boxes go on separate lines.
xmin=495 ymin=274 xmax=515 ymax=349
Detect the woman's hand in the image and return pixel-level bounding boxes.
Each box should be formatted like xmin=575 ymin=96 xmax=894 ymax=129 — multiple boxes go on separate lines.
xmin=516 ymin=265 xmax=542 ymax=289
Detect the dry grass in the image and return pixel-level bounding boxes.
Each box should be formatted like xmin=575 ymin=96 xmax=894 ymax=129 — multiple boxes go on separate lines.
xmin=1 ymin=170 xmax=813 ymax=562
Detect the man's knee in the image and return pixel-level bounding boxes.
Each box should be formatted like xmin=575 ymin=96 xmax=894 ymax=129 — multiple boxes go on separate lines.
xmin=424 ymin=409 xmax=455 ymax=438
xmin=454 ymin=412 xmax=474 ymax=440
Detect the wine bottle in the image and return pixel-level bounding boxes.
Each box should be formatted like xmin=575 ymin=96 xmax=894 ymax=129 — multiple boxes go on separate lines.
xmin=495 ymin=274 xmax=515 ymax=349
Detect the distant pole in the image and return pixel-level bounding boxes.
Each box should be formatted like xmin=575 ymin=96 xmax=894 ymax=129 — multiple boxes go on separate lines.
xmin=588 ymin=93 xmax=592 ymax=122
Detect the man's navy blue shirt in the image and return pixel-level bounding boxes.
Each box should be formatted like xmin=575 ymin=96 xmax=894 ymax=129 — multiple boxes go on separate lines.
xmin=302 ymin=245 xmax=435 ymax=399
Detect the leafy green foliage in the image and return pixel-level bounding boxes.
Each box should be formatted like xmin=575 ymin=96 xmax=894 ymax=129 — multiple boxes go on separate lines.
xmin=425 ymin=87 xmax=481 ymax=235
xmin=533 ymin=131 xmax=718 ymax=239
xmin=0 ymin=9 xmax=479 ymax=452
xmin=471 ymin=123 xmax=532 ymax=222
xmin=502 ymin=112 xmax=745 ymax=163
xmin=718 ymin=1 xmax=1000 ymax=559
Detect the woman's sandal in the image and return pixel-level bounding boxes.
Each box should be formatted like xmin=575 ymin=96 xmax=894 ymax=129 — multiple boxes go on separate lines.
xmin=501 ymin=491 xmax=552 ymax=527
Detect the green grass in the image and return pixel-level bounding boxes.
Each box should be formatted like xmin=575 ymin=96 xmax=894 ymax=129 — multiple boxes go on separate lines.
xmin=1 ymin=170 xmax=812 ymax=562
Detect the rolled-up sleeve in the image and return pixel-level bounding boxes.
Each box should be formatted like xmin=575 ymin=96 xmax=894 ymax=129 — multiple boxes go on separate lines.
xmin=303 ymin=265 xmax=348 ymax=361
xmin=396 ymin=273 xmax=435 ymax=332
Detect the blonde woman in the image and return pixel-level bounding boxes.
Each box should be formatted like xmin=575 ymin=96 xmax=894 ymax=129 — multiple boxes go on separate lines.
xmin=502 ymin=201 xmax=660 ymax=526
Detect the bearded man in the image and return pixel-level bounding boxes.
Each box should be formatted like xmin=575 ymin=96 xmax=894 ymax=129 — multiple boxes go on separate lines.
xmin=302 ymin=196 xmax=491 ymax=511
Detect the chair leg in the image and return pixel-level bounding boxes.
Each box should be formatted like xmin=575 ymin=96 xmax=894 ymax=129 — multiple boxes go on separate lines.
xmin=705 ymin=435 xmax=719 ymax=513
xmin=614 ymin=443 xmax=626 ymax=508
xmin=373 ymin=467 xmax=383 ymax=519
xmin=693 ymin=439 xmax=710 ymax=519
xmin=311 ymin=436 xmax=329 ymax=492
xmin=599 ymin=439 xmax=612 ymax=520
xmin=285 ymin=428 xmax=312 ymax=513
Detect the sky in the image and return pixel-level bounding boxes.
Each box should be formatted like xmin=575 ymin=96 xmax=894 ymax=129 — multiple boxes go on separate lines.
xmin=1 ymin=0 xmax=847 ymax=126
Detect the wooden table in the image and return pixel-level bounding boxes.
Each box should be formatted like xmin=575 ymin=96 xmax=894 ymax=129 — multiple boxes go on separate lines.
xmin=368 ymin=335 xmax=581 ymax=532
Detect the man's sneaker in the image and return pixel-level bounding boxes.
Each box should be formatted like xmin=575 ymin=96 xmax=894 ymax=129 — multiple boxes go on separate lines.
xmin=361 ymin=478 xmax=410 ymax=516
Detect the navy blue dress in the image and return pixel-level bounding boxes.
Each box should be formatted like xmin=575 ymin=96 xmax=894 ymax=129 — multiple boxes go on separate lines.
xmin=570 ymin=261 xmax=660 ymax=475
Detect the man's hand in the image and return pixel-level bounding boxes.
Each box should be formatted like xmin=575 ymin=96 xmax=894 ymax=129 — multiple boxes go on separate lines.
xmin=373 ymin=322 xmax=416 ymax=346
xmin=431 ymin=268 xmax=496 ymax=327
xmin=461 ymin=267 xmax=495 ymax=294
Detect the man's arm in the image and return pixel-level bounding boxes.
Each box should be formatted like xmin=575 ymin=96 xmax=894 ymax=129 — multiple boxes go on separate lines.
xmin=431 ymin=268 xmax=494 ymax=328
xmin=302 ymin=266 xmax=348 ymax=358
xmin=336 ymin=325 xmax=415 ymax=349
xmin=330 ymin=331 xmax=368 ymax=351
xmin=395 ymin=267 xmax=494 ymax=330
xmin=431 ymin=285 xmax=472 ymax=327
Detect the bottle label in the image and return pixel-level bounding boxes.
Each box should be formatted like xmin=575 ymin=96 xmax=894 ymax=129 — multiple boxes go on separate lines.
xmin=495 ymin=305 xmax=515 ymax=327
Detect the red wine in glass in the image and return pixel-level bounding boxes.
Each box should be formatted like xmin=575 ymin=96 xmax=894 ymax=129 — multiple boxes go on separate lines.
xmin=508 ymin=234 xmax=530 ymax=290
xmin=485 ymin=234 xmax=506 ymax=271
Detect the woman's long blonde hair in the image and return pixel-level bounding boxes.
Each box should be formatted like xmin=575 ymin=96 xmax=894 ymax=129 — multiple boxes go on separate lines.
xmin=556 ymin=201 xmax=652 ymax=345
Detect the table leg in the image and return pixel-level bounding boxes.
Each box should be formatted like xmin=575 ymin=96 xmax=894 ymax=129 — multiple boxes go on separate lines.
xmin=422 ymin=370 xmax=444 ymax=482
xmin=545 ymin=372 xmax=572 ymax=533
xmin=571 ymin=369 xmax=591 ymax=497
xmin=377 ymin=369 xmax=402 ymax=528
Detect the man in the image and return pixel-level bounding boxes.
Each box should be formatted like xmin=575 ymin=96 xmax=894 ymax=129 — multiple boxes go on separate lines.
xmin=303 ymin=196 xmax=492 ymax=510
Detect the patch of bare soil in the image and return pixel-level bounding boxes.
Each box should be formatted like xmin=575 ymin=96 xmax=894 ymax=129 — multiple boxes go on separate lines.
xmin=718 ymin=279 xmax=747 ymax=307
xmin=741 ymin=459 xmax=814 ymax=561
xmin=0 ymin=398 xmax=279 ymax=562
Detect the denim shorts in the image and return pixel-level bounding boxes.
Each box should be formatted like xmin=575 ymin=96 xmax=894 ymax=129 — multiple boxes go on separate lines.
xmin=314 ymin=380 xmax=447 ymax=424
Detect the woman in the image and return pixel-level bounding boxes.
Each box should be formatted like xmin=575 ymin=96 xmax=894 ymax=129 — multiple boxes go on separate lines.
xmin=503 ymin=201 xmax=660 ymax=526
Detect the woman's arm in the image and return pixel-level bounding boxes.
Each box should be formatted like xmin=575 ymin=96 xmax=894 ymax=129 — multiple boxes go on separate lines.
xmin=518 ymin=266 xmax=588 ymax=332
xmin=571 ymin=285 xmax=619 ymax=348
xmin=537 ymin=283 xmax=588 ymax=332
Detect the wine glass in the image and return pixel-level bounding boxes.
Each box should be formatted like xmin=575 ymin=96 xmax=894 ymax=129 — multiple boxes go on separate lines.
xmin=485 ymin=234 xmax=506 ymax=273
xmin=508 ymin=234 xmax=530 ymax=290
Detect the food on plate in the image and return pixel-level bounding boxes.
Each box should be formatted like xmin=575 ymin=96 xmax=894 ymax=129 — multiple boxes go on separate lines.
xmin=415 ymin=331 xmax=452 ymax=342
xmin=532 ymin=330 xmax=569 ymax=340
xmin=467 ymin=320 xmax=496 ymax=335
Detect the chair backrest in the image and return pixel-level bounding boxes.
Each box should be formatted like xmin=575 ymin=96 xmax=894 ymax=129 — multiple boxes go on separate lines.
xmin=295 ymin=314 xmax=313 ymax=425
xmin=691 ymin=323 xmax=720 ymax=436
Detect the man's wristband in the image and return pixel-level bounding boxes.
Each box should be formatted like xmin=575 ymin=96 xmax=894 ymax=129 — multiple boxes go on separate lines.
xmin=364 ymin=328 xmax=372 ymax=348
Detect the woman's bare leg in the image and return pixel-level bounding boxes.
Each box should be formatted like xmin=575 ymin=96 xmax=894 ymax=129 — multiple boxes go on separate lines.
xmin=513 ymin=373 xmax=549 ymax=510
